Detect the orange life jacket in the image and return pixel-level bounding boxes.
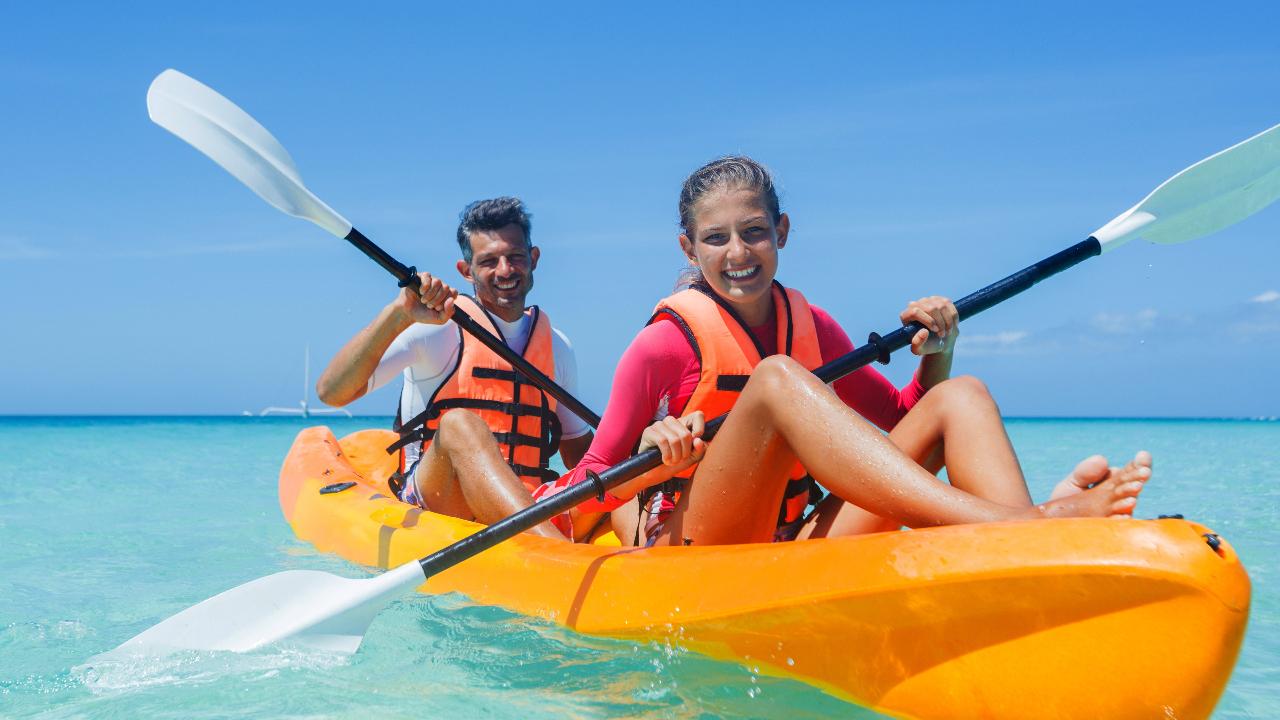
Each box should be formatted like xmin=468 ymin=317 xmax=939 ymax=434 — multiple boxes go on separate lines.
xmin=388 ymin=296 xmax=562 ymax=492
xmin=648 ymin=281 xmax=824 ymax=528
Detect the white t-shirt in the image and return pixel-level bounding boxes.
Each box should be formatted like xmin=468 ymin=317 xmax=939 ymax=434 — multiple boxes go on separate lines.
xmin=368 ymin=311 xmax=591 ymax=467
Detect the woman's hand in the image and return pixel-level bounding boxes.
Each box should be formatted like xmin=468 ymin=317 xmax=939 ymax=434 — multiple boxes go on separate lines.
xmin=901 ymin=296 xmax=959 ymax=356
xmin=393 ymin=271 xmax=458 ymax=326
xmin=638 ymin=412 xmax=707 ymax=473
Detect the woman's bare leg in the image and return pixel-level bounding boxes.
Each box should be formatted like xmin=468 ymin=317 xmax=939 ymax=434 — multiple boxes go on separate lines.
xmin=653 ymin=356 xmax=1149 ymax=546
xmin=801 ymin=376 xmax=1127 ymax=539
xmin=412 ymin=409 xmax=566 ymax=541
xmin=610 ymin=495 xmax=643 ymax=546
xmin=885 ymin=376 xmax=1032 ymax=504
xmin=802 ymin=375 xmax=1030 ymax=539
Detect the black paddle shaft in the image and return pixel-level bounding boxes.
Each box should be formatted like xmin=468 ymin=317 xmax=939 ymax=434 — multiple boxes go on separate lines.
xmin=417 ymin=237 xmax=1101 ymax=577
xmin=343 ymin=227 xmax=602 ymax=428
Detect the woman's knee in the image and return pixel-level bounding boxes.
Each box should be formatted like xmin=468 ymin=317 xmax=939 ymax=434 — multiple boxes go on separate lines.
xmin=750 ymin=355 xmax=810 ymax=392
xmin=922 ymin=375 xmax=997 ymax=419
xmin=934 ymin=375 xmax=991 ymax=402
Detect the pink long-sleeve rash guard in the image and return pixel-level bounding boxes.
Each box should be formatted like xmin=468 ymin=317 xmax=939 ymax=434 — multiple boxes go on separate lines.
xmin=556 ymin=304 xmax=927 ymax=510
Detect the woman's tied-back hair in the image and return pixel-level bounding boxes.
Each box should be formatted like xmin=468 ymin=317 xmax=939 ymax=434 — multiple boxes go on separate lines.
xmin=456 ymin=196 xmax=533 ymax=263
xmin=675 ymin=156 xmax=782 ymax=290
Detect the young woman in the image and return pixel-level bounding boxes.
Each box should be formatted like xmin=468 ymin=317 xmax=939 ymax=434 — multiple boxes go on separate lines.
xmin=541 ymin=156 xmax=1151 ymax=547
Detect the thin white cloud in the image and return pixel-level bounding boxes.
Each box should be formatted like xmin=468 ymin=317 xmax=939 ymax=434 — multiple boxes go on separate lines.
xmin=1091 ymin=309 xmax=1158 ymax=335
xmin=955 ymin=300 xmax=1280 ymax=357
xmin=962 ymin=330 xmax=1031 ymax=355
xmin=2 ymin=235 xmax=313 ymax=261
xmin=105 ymin=238 xmax=312 ymax=259
xmin=0 ymin=236 xmax=55 ymax=260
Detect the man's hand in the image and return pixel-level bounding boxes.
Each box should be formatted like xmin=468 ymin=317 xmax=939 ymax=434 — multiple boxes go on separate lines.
xmin=393 ymin=271 xmax=459 ymax=325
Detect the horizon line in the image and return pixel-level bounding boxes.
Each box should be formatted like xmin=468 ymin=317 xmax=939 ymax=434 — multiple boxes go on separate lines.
xmin=0 ymin=414 xmax=1276 ymax=422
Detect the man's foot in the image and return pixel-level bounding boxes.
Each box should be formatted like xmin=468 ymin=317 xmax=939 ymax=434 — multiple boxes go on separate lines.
xmin=1037 ymin=451 xmax=1152 ymax=519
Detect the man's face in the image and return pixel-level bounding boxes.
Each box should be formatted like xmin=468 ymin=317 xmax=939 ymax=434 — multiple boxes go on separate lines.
xmin=456 ymin=223 xmax=539 ymax=321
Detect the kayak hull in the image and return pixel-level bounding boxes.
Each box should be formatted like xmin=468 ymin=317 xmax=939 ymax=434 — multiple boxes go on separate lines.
xmin=280 ymin=426 xmax=1250 ymax=719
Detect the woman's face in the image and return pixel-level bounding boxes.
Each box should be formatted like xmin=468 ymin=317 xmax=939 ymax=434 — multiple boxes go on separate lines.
xmin=680 ymin=186 xmax=789 ymax=319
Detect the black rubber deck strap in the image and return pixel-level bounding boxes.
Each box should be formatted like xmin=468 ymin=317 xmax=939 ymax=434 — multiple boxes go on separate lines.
xmin=320 ymin=481 xmax=357 ymax=495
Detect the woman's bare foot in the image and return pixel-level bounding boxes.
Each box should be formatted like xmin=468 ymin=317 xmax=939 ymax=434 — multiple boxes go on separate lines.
xmin=1050 ymin=454 xmax=1110 ymax=500
xmin=1034 ymin=451 xmax=1152 ymax=519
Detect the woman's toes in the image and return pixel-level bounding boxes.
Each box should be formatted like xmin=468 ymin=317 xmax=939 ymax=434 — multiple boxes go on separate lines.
xmin=1118 ymin=480 xmax=1145 ymax=497
xmin=1110 ymin=496 xmax=1138 ymax=517
xmin=1075 ymin=455 xmax=1109 ymax=484
xmin=1051 ymin=455 xmax=1111 ymax=500
xmin=1134 ymin=450 xmax=1153 ymax=470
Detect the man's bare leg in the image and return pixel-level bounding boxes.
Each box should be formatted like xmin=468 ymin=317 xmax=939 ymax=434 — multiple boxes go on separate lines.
xmin=412 ymin=409 xmax=566 ymax=541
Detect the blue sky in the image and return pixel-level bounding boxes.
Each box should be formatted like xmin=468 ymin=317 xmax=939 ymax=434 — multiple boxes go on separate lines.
xmin=3 ymin=2 xmax=1279 ymax=417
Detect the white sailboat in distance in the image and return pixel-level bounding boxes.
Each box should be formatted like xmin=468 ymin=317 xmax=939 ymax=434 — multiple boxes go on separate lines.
xmin=254 ymin=345 xmax=353 ymax=418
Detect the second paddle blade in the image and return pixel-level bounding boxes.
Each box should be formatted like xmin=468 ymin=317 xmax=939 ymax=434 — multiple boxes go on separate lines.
xmin=108 ymin=562 xmax=426 ymax=656
xmin=1094 ymin=121 xmax=1280 ymax=249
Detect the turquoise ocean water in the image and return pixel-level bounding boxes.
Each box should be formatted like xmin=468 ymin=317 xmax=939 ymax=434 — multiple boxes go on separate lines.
xmin=1 ymin=416 xmax=1275 ymax=718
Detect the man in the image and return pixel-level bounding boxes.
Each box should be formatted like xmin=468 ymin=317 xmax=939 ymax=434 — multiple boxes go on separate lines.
xmin=317 ymin=197 xmax=593 ymax=540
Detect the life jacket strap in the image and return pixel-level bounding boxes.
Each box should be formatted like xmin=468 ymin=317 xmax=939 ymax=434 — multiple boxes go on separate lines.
xmin=633 ymin=476 xmax=683 ymax=546
xmin=396 ymin=398 xmax=558 ymax=439
xmin=714 ymin=374 xmax=750 ymax=392
xmin=386 ymin=427 xmax=554 ymax=454
xmin=636 ymin=477 xmax=687 ymax=517
xmin=538 ymin=391 xmax=563 ymax=471
xmin=509 ymin=463 xmax=561 ymax=484
xmin=471 ymin=367 xmax=529 ymax=382
xmin=387 ymin=470 xmax=406 ymax=499
xmin=386 ymin=426 xmax=434 ymax=454
xmin=491 ymin=430 xmax=552 ymax=448
xmin=777 ymin=475 xmax=825 ymax=527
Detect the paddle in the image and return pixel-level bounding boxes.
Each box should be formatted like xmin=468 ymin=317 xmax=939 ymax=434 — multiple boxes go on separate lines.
xmin=144 ymin=69 xmax=601 ymax=428
xmin=109 ymin=102 xmax=1280 ymax=655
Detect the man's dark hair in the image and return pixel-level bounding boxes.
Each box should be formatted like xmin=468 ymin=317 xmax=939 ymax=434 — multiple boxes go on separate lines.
xmin=455 ymin=197 xmax=533 ymax=262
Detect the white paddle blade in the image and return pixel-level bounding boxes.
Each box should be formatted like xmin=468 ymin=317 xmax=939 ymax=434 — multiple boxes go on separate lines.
xmin=1093 ymin=121 xmax=1280 ymax=251
xmin=146 ymin=69 xmax=353 ymax=238
xmin=111 ymin=562 xmax=426 ymax=655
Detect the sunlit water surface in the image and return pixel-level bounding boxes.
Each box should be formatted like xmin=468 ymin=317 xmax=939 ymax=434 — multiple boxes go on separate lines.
xmin=1 ymin=417 xmax=1275 ymax=718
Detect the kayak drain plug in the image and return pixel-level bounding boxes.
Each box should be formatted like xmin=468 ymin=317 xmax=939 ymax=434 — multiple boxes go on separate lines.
xmin=1203 ymin=533 xmax=1223 ymax=554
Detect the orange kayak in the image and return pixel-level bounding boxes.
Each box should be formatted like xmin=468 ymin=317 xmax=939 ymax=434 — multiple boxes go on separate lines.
xmin=279 ymin=426 xmax=1250 ymax=719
